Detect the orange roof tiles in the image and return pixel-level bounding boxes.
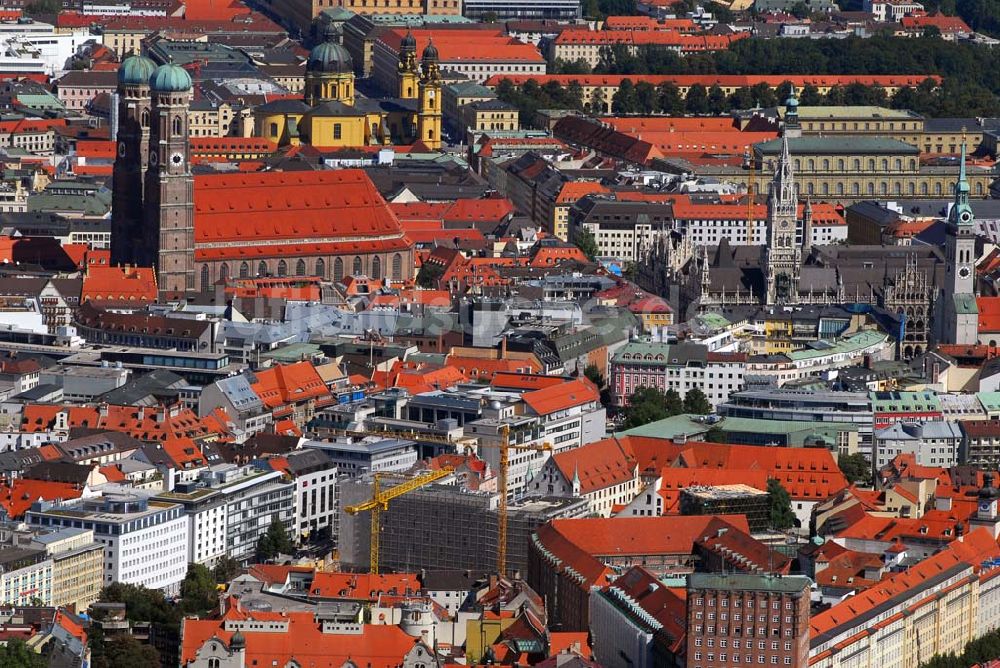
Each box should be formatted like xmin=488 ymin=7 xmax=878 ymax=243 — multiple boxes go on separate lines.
xmin=192 ymin=170 xmax=410 ymax=260
xmin=309 ymin=572 xmax=420 ymax=599
xmin=556 ymin=181 xmax=609 ymax=204
xmin=522 ymin=378 xmax=599 ymax=417
xmin=181 ymin=609 xmax=422 ymax=667
xmin=810 ymin=528 xmax=1000 ymax=639
xmin=491 ymin=372 xmax=570 ymax=391
xmin=81 ymin=265 xmax=158 ymax=305
xmin=380 ymin=27 xmax=544 ymax=63
xmin=979 ymin=297 xmax=1000 ymax=333
xmin=0 ymin=478 xmax=83 ymax=519
xmin=657 ymin=468 xmax=769 ymax=513
xmin=551 ymin=436 xmax=636 ymax=495
xmin=250 ymin=362 xmax=331 ymax=409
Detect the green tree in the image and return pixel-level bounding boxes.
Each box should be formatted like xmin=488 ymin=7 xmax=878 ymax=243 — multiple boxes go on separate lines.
xmin=623 ymin=386 xmax=669 ymax=429
xmin=728 ymin=87 xmax=755 ymax=110
xmin=683 ymin=387 xmax=712 ymax=415
xmin=23 ymin=0 xmax=61 ymax=16
xmin=213 ymin=554 xmax=241 ymax=583
xmin=97 ymin=583 xmax=179 ymax=627
xmin=588 ymin=87 xmax=607 ymax=114
xmin=415 ymin=262 xmax=444 ymax=288
xmin=573 ymin=227 xmax=599 ymax=260
xmin=634 ymin=81 xmax=659 ymax=114
xmin=705 ymin=426 xmax=727 ymax=444
xmin=707 ymin=85 xmax=728 ymax=115
xmin=789 ymin=1 xmax=810 ymax=18
xmin=612 ymin=78 xmax=638 ymax=114
xmin=94 ymin=636 xmax=160 ymax=668
xmin=685 ymin=84 xmax=709 ymax=115
xmin=663 ymin=388 xmax=684 ymax=416
xmin=583 ymin=363 xmax=604 ymax=388
xmin=256 ymin=517 xmax=294 ymax=561
xmin=0 ymin=639 xmax=46 ymax=668
xmin=656 ymin=82 xmax=685 ymax=115
xmin=799 ymin=84 xmax=822 ymax=105
xmin=767 ymin=479 xmax=797 ymax=530
xmin=180 ymin=564 xmax=219 ymax=616
xmin=838 ymin=453 xmax=873 ymax=487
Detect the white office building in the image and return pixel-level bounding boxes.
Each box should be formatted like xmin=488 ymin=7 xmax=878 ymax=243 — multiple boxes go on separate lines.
xmin=27 ymin=494 xmax=189 ymax=595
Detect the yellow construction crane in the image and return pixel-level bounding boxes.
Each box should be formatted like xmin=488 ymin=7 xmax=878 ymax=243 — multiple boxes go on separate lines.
xmin=477 ymin=424 xmax=552 ymax=576
xmin=345 ymin=467 xmax=453 ymax=575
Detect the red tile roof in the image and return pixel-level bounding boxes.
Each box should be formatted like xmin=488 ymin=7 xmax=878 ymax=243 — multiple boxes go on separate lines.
xmin=0 ymin=478 xmax=83 ymax=519
xmin=20 ymin=403 xmax=224 ymax=442
xmin=309 ymin=572 xmax=420 ymax=599
xmin=810 ymin=528 xmax=1000 ymax=638
xmin=250 ymin=362 xmax=331 ymax=409
xmin=380 ymin=29 xmax=546 ymax=63
xmin=550 ymin=436 xmax=636 ymax=495
xmin=81 ymin=265 xmax=158 ymax=305
xmin=181 ymin=607 xmax=423 ymax=667
xmin=484 ymin=74 xmax=941 ymax=89
xmin=522 ymin=378 xmax=599 ymax=416
xmin=491 ymin=372 xmax=569 ymax=392
xmin=192 ymin=170 xmax=410 ymax=260
xmin=555 ymin=181 xmax=609 ymax=204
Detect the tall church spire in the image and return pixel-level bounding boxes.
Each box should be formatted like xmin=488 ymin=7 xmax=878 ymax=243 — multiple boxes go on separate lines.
xmin=951 ymin=143 xmax=973 ymax=227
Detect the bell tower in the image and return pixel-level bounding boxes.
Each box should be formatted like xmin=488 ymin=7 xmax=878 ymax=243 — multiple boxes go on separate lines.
xmin=398 ymin=30 xmax=419 ymax=100
xmin=111 ymin=53 xmax=156 ymax=267
xmin=417 ymin=40 xmax=442 ymax=150
xmin=763 ymin=135 xmax=801 ymax=305
xmin=936 ymin=144 xmax=979 ymax=345
xmin=144 ymin=63 xmax=195 ymax=297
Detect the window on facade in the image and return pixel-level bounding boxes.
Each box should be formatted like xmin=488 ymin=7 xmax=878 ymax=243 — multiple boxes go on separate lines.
xmin=277 ymin=260 xmax=287 ymax=277
xmin=334 ymin=123 xmax=342 ymax=140
xmin=239 ymin=261 xmax=249 ymax=278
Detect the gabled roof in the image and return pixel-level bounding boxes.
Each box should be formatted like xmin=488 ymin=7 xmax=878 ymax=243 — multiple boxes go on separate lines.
xmin=308 ymin=572 xmax=420 ymax=599
xmin=549 ymin=436 xmax=635 ymax=495
xmin=250 ymin=362 xmax=331 ymax=409
xmin=81 ymin=266 xmax=157 ymax=305
xmin=522 ymin=378 xmax=599 ymax=416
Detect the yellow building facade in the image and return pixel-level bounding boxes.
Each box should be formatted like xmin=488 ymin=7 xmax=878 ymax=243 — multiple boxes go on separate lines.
xmin=253 ymin=27 xmax=441 ymax=149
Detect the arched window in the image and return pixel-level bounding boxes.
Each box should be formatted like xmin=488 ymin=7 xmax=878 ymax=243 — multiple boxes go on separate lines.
xmin=821 ymin=183 xmax=829 ymax=195
xmin=852 ymin=183 xmax=860 ymax=195
xmin=220 ymin=263 xmax=229 ymax=282
xmin=823 ymin=159 xmax=830 ymax=170
xmin=258 ymin=260 xmax=267 ymax=276
xmin=794 ymin=159 xmax=801 ymax=171
xmin=428 ymin=128 xmax=434 ymax=140
xmin=868 ymin=159 xmax=875 ymax=171
xmin=895 ymin=159 xmax=902 ymax=171
xmin=977 ymin=183 xmax=984 ymax=195
xmin=807 ymin=159 xmax=815 ymax=171
xmin=935 ymin=183 xmax=942 ymax=195
xmin=296 ymin=259 xmax=306 ymax=276
xmin=201 ymin=265 xmax=210 ymax=290
xmin=836 ymin=183 xmax=844 ymax=195
xmin=880 ymin=182 xmax=888 ymax=195
xmin=853 ymin=159 xmax=861 ymax=171
xmin=239 ymin=261 xmax=249 ymax=278
xmin=838 ymin=159 xmax=845 ymax=171
xmin=316 ymin=258 xmax=326 ymax=277
xmin=371 ymin=256 xmax=381 ymax=279
xmin=867 ymin=182 xmax=875 ymax=195
xmin=908 ymin=182 xmax=915 ymax=195
xmin=172 ymin=116 xmax=182 ymax=135
xmin=353 ymin=256 xmax=362 ymax=276
xmin=806 ymin=183 xmax=814 ymax=195
xmin=921 ymin=182 xmax=928 ymax=195
xmin=334 ymin=257 xmax=344 ymax=280
xmin=141 ymin=109 xmax=149 ymax=127
xmin=881 ymin=159 xmax=889 ymax=171
xmin=894 ymin=182 xmax=902 ymax=195
xmin=392 ymin=253 xmax=402 ymax=279
xmin=277 ymin=259 xmax=287 ymax=277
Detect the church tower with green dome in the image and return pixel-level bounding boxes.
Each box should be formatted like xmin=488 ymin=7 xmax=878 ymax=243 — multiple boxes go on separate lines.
xmin=304 ymin=23 xmax=355 ymax=106
xmin=936 ymin=143 xmax=979 ymax=345
xmin=142 ymin=62 xmax=195 ymax=297
xmin=111 ymin=53 xmax=156 ymax=267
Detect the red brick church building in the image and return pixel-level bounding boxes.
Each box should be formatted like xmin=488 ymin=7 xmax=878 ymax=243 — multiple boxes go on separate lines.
xmin=111 ymin=55 xmax=414 ymax=297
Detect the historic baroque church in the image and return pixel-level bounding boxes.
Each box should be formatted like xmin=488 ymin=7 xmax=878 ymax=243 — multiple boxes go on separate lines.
xmin=111 ymin=55 xmax=415 ymax=297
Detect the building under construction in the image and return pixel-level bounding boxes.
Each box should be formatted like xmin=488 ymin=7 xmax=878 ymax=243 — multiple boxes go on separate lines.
xmin=339 ymin=476 xmax=587 ymax=576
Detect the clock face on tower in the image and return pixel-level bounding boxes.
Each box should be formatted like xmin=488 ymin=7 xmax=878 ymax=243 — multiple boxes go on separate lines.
xmin=780 ymin=220 xmax=788 ymax=228
xmin=170 ymin=152 xmax=184 ymax=167
xmin=959 ymin=266 xmax=972 ymax=280
xmin=981 ymin=501 xmax=993 ymax=513
xmin=960 ymin=210 xmax=973 ymax=224
xmin=118 ymin=141 xmax=127 ymax=157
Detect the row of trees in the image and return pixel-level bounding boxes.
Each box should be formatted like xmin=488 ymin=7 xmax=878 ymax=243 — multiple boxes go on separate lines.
xmin=621 ymin=385 xmax=713 ymax=429
xmin=592 ymin=34 xmax=1000 ymax=115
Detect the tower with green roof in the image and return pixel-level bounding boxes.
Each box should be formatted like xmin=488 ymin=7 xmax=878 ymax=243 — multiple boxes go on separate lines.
xmin=937 ymin=144 xmax=979 ymax=345
xmin=111 ymin=53 xmax=156 ymax=267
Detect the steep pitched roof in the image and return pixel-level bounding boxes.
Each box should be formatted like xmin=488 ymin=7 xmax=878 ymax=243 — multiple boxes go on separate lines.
xmin=522 ymin=378 xmax=599 ymax=416
xmin=0 ymin=478 xmax=82 ymax=519
xmin=550 ymin=436 xmax=635 ymax=495
xmin=308 ymin=572 xmax=420 ymax=599
xmin=250 ymin=362 xmax=330 ymax=409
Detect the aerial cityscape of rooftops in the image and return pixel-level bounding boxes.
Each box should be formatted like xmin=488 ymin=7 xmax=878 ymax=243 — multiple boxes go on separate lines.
xmin=2 ymin=0 xmax=1000 ymax=667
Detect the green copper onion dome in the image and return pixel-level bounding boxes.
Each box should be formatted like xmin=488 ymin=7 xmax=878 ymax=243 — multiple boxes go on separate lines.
xmin=149 ymin=63 xmax=193 ymax=93
xmin=118 ymin=54 xmax=157 ymax=86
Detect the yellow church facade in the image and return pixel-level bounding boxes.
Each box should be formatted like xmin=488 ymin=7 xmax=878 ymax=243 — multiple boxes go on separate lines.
xmin=253 ymin=27 xmax=441 ymax=150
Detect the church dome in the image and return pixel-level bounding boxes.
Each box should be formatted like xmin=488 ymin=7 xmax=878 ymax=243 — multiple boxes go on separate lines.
xmin=785 ymin=85 xmax=799 ymax=109
xmin=401 ymin=29 xmax=417 ymax=51
xmin=118 ymin=54 xmax=156 ymax=86
xmin=149 ymin=63 xmax=192 ymax=92
xmin=307 ymin=41 xmax=353 ymax=75
xmin=229 ymin=630 xmax=246 ymax=650
xmin=421 ymin=40 xmax=439 ymax=62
